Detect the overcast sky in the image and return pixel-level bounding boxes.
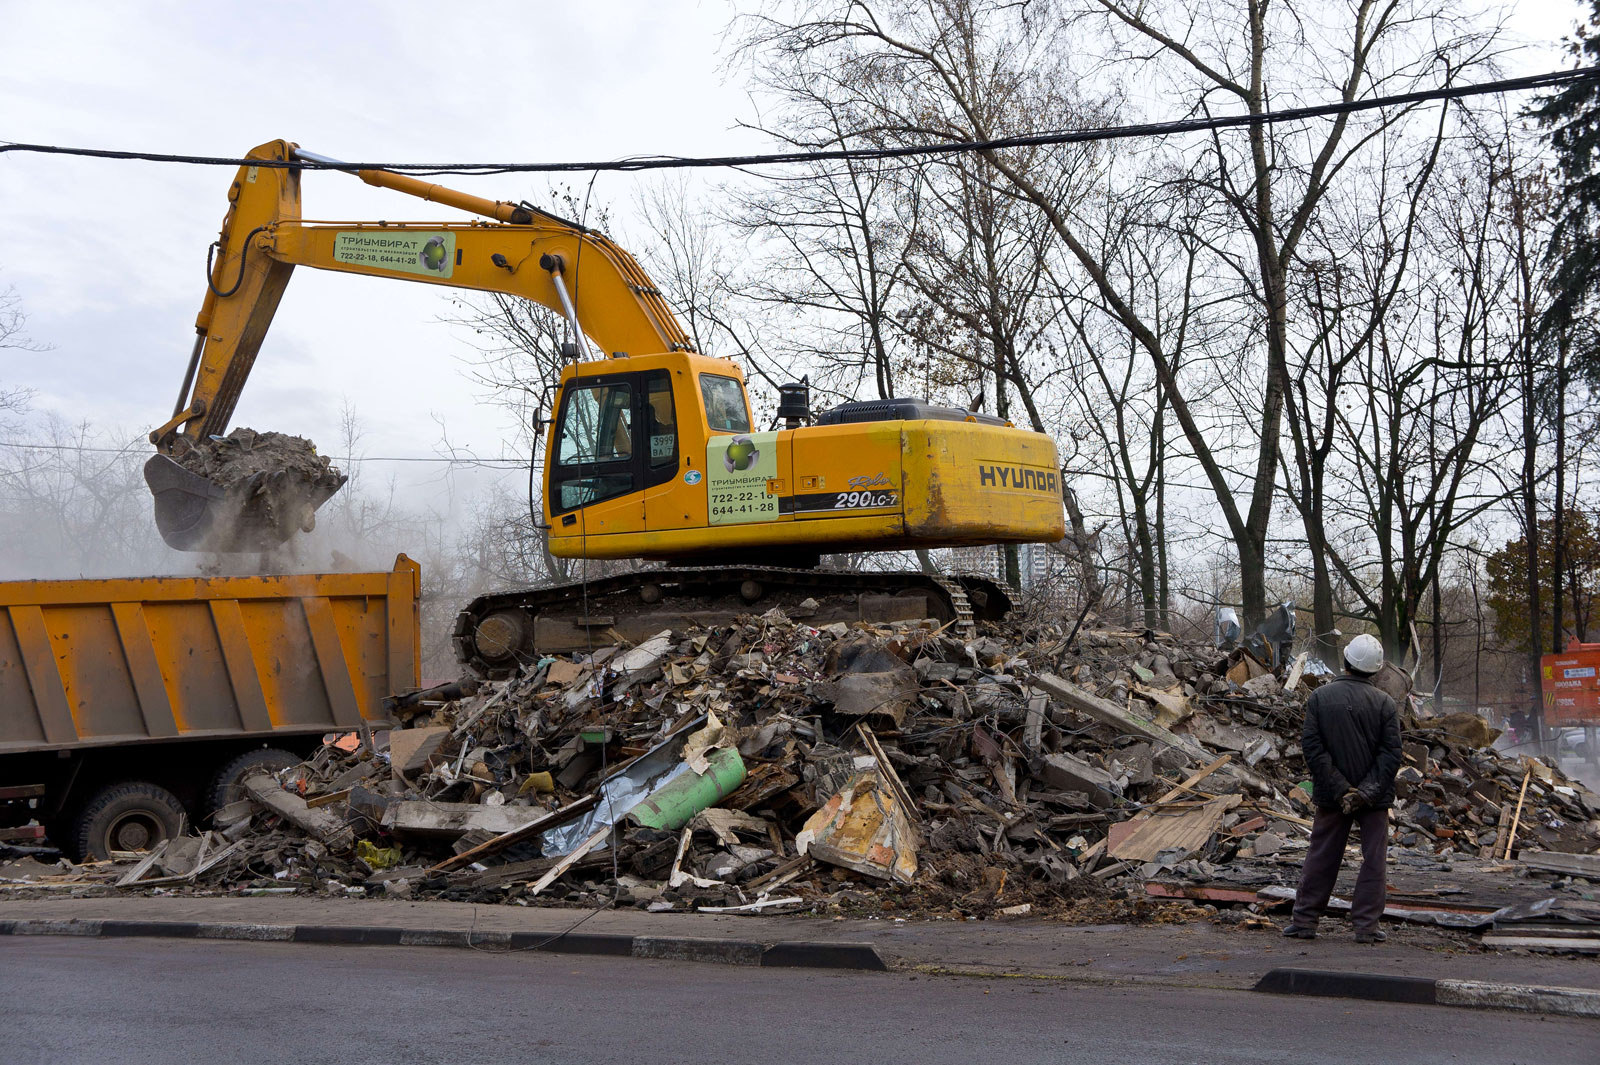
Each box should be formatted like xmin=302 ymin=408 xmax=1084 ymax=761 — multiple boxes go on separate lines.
xmin=0 ymin=0 xmax=1586 ymax=523
xmin=0 ymin=0 xmax=759 ymax=521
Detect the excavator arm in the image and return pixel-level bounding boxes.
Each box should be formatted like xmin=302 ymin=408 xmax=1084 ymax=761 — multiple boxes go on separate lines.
xmin=147 ymin=139 xmax=694 ymax=551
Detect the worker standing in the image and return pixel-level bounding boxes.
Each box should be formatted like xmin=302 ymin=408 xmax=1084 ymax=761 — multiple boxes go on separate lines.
xmin=1281 ymin=634 xmax=1402 ymax=944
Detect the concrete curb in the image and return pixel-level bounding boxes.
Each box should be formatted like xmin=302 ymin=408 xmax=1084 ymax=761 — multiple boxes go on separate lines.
xmin=0 ymin=917 xmax=886 ymax=972
xmin=1256 ymin=968 xmax=1600 ymax=1020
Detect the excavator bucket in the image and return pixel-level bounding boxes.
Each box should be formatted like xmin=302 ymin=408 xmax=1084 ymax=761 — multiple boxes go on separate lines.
xmin=145 ymin=454 xmax=345 ymax=553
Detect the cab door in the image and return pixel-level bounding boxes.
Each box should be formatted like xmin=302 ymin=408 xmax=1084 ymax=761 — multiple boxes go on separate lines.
xmin=641 ymin=369 xmax=698 ymax=532
xmin=547 ymin=373 xmax=646 ymax=540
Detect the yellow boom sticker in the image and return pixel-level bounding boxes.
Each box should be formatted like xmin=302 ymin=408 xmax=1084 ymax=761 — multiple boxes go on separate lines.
xmin=333 ymin=231 xmax=455 ymax=279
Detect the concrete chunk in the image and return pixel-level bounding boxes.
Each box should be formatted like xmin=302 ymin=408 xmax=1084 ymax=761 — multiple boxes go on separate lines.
xmin=382 ymin=801 xmax=543 ymax=841
xmin=243 ymin=772 xmax=354 ymax=853
xmin=1029 ymin=751 xmax=1120 ymax=808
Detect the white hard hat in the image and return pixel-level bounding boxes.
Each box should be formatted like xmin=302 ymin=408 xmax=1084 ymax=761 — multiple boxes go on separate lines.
xmin=1343 ymin=634 xmax=1384 ymax=675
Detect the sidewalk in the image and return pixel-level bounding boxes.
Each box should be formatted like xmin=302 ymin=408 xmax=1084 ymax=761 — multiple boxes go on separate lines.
xmin=2 ymin=894 xmax=1595 ymax=993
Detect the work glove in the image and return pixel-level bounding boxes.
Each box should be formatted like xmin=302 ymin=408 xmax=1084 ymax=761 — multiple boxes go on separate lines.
xmin=1340 ymin=788 xmax=1366 ymax=815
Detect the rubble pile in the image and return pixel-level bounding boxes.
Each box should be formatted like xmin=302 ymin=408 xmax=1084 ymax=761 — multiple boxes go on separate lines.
xmin=104 ymin=608 xmax=1600 ymax=921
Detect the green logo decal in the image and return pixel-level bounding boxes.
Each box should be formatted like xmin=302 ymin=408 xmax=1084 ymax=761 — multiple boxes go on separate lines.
xmin=723 ymin=435 xmax=759 ymax=472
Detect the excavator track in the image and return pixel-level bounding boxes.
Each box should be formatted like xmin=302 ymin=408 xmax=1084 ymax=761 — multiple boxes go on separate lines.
xmin=453 ymin=567 xmax=1010 ymax=678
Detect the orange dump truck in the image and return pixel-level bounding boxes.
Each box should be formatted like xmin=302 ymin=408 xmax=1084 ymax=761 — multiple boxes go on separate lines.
xmin=0 ymin=556 xmax=420 ymax=859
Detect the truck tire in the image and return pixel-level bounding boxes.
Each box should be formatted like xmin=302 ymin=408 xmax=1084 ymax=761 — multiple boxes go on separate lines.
xmin=207 ymin=748 xmax=303 ymax=816
xmin=75 ymin=782 xmax=187 ymax=861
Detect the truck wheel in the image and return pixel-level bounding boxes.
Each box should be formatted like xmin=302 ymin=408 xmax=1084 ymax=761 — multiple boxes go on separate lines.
xmin=207 ymin=748 xmax=303 ymax=816
xmin=75 ymin=782 xmax=187 ymax=861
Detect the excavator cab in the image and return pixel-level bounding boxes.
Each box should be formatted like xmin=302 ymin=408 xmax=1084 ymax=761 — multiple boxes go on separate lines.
xmin=546 ymin=363 xmax=708 ymax=520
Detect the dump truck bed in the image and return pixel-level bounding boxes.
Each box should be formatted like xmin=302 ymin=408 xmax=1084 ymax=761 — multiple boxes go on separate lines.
xmin=0 ymin=556 xmax=420 ymax=753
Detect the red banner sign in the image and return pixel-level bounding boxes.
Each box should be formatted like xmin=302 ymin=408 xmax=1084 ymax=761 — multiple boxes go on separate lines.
xmin=1541 ymin=646 xmax=1600 ymax=725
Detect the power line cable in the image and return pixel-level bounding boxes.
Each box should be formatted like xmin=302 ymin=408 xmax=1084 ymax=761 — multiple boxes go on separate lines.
xmin=1 ymin=68 xmax=1592 ymax=177
xmin=0 ymin=440 xmax=526 ymax=464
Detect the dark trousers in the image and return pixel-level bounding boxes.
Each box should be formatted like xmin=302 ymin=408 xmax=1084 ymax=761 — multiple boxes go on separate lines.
xmin=1290 ymin=806 xmax=1389 ymax=932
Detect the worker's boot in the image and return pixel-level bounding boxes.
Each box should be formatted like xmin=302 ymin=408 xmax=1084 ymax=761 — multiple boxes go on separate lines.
xmin=1353 ymin=928 xmax=1387 ymax=944
xmin=1280 ymin=924 xmax=1317 ymax=940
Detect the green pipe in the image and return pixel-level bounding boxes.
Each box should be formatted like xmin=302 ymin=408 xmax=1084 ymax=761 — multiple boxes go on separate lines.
xmin=625 ymin=747 xmax=747 ymax=831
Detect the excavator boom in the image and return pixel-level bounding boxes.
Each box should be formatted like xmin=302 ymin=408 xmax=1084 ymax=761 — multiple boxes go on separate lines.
xmin=148 ymin=140 xmax=693 ymax=551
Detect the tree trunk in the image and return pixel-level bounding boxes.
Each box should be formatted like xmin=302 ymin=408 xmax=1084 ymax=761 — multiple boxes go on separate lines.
xmin=1132 ymin=498 xmax=1159 ymax=629
xmin=1155 ymin=442 xmax=1170 ymax=630
xmin=1003 ymin=543 xmax=1022 ymax=592
xmin=1522 ymin=342 xmax=1545 ymax=741
xmin=1552 ymin=331 xmax=1567 ymax=653
xmin=1432 ymin=566 xmax=1444 ymax=706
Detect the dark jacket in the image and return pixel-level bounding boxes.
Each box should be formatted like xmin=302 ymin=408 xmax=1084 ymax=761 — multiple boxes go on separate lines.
xmin=1301 ymin=674 xmax=1402 ymax=811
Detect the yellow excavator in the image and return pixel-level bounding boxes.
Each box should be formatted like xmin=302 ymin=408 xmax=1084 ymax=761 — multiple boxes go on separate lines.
xmin=146 ymin=140 xmax=1064 ymax=674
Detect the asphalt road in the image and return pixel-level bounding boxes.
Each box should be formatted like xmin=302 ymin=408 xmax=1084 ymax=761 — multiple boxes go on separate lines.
xmin=3 ymin=938 xmax=1594 ymax=1065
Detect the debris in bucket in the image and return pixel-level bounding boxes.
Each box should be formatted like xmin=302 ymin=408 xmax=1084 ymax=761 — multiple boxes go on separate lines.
xmin=170 ymin=428 xmax=342 ymax=490
xmin=169 ymin=427 xmax=346 ymax=535
xmin=11 ymin=609 xmax=1595 ymax=928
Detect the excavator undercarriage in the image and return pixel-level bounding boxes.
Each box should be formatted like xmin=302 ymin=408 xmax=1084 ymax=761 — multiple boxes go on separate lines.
xmin=452 ymin=566 xmax=1010 ymax=678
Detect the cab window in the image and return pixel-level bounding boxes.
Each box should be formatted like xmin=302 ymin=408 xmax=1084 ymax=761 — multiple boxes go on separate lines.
xmin=552 ymin=382 xmax=634 ymax=511
xmin=645 ymin=374 xmax=677 ymax=468
xmin=700 ymin=374 xmax=752 ymax=433
xmin=557 ymin=382 xmax=632 ymax=463
xmin=549 ymin=372 xmax=679 ymax=515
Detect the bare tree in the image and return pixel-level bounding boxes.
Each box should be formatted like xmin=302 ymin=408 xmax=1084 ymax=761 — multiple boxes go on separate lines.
xmin=1 ymin=281 xmax=44 ymax=420
xmin=728 ymin=101 xmax=921 ymax=404
xmin=0 ymin=418 xmax=176 ymax=578
xmin=1308 ymin=129 xmax=1522 ymax=669
xmin=1277 ymin=94 xmax=1454 ymax=662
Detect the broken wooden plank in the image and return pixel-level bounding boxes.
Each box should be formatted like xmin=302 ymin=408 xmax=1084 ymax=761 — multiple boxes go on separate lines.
xmin=0 ymin=825 xmax=47 ymax=843
xmin=452 ymin=850 xmax=612 ymax=890
xmin=721 ymin=761 xmax=801 ymax=811
xmin=1023 ymin=693 xmax=1047 ymax=750
xmin=745 ymin=854 xmax=813 ymax=893
xmin=1478 ymin=934 xmax=1600 ymax=954
xmin=697 ymin=897 xmax=804 ymax=914
xmin=1520 ymin=850 xmax=1600 ymax=879
xmin=668 ymin=825 xmax=724 ymax=889
xmin=1257 ymin=886 xmax=1496 ymax=928
xmin=1144 ymin=754 xmax=1231 ymax=808
xmin=856 ymin=723 xmax=919 ymax=833
xmin=425 ymin=793 xmax=600 ymax=874
xmin=1031 ymin=673 xmax=1207 ymax=759
xmin=1284 ymin=653 xmax=1308 ymax=692
xmin=1146 ymin=881 xmax=1263 ymax=905
xmin=131 ymin=837 xmax=250 ymax=888
xmin=1501 ymin=765 xmax=1533 ymax=859
xmin=305 ymin=788 xmax=353 ymax=809
xmin=1109 ymin=794 xmax=1240 ymax=863
xmin=115 ymin=840 xmax=171 ymax=887
xmin=529 ymin=824 xmax=611 ymax=897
